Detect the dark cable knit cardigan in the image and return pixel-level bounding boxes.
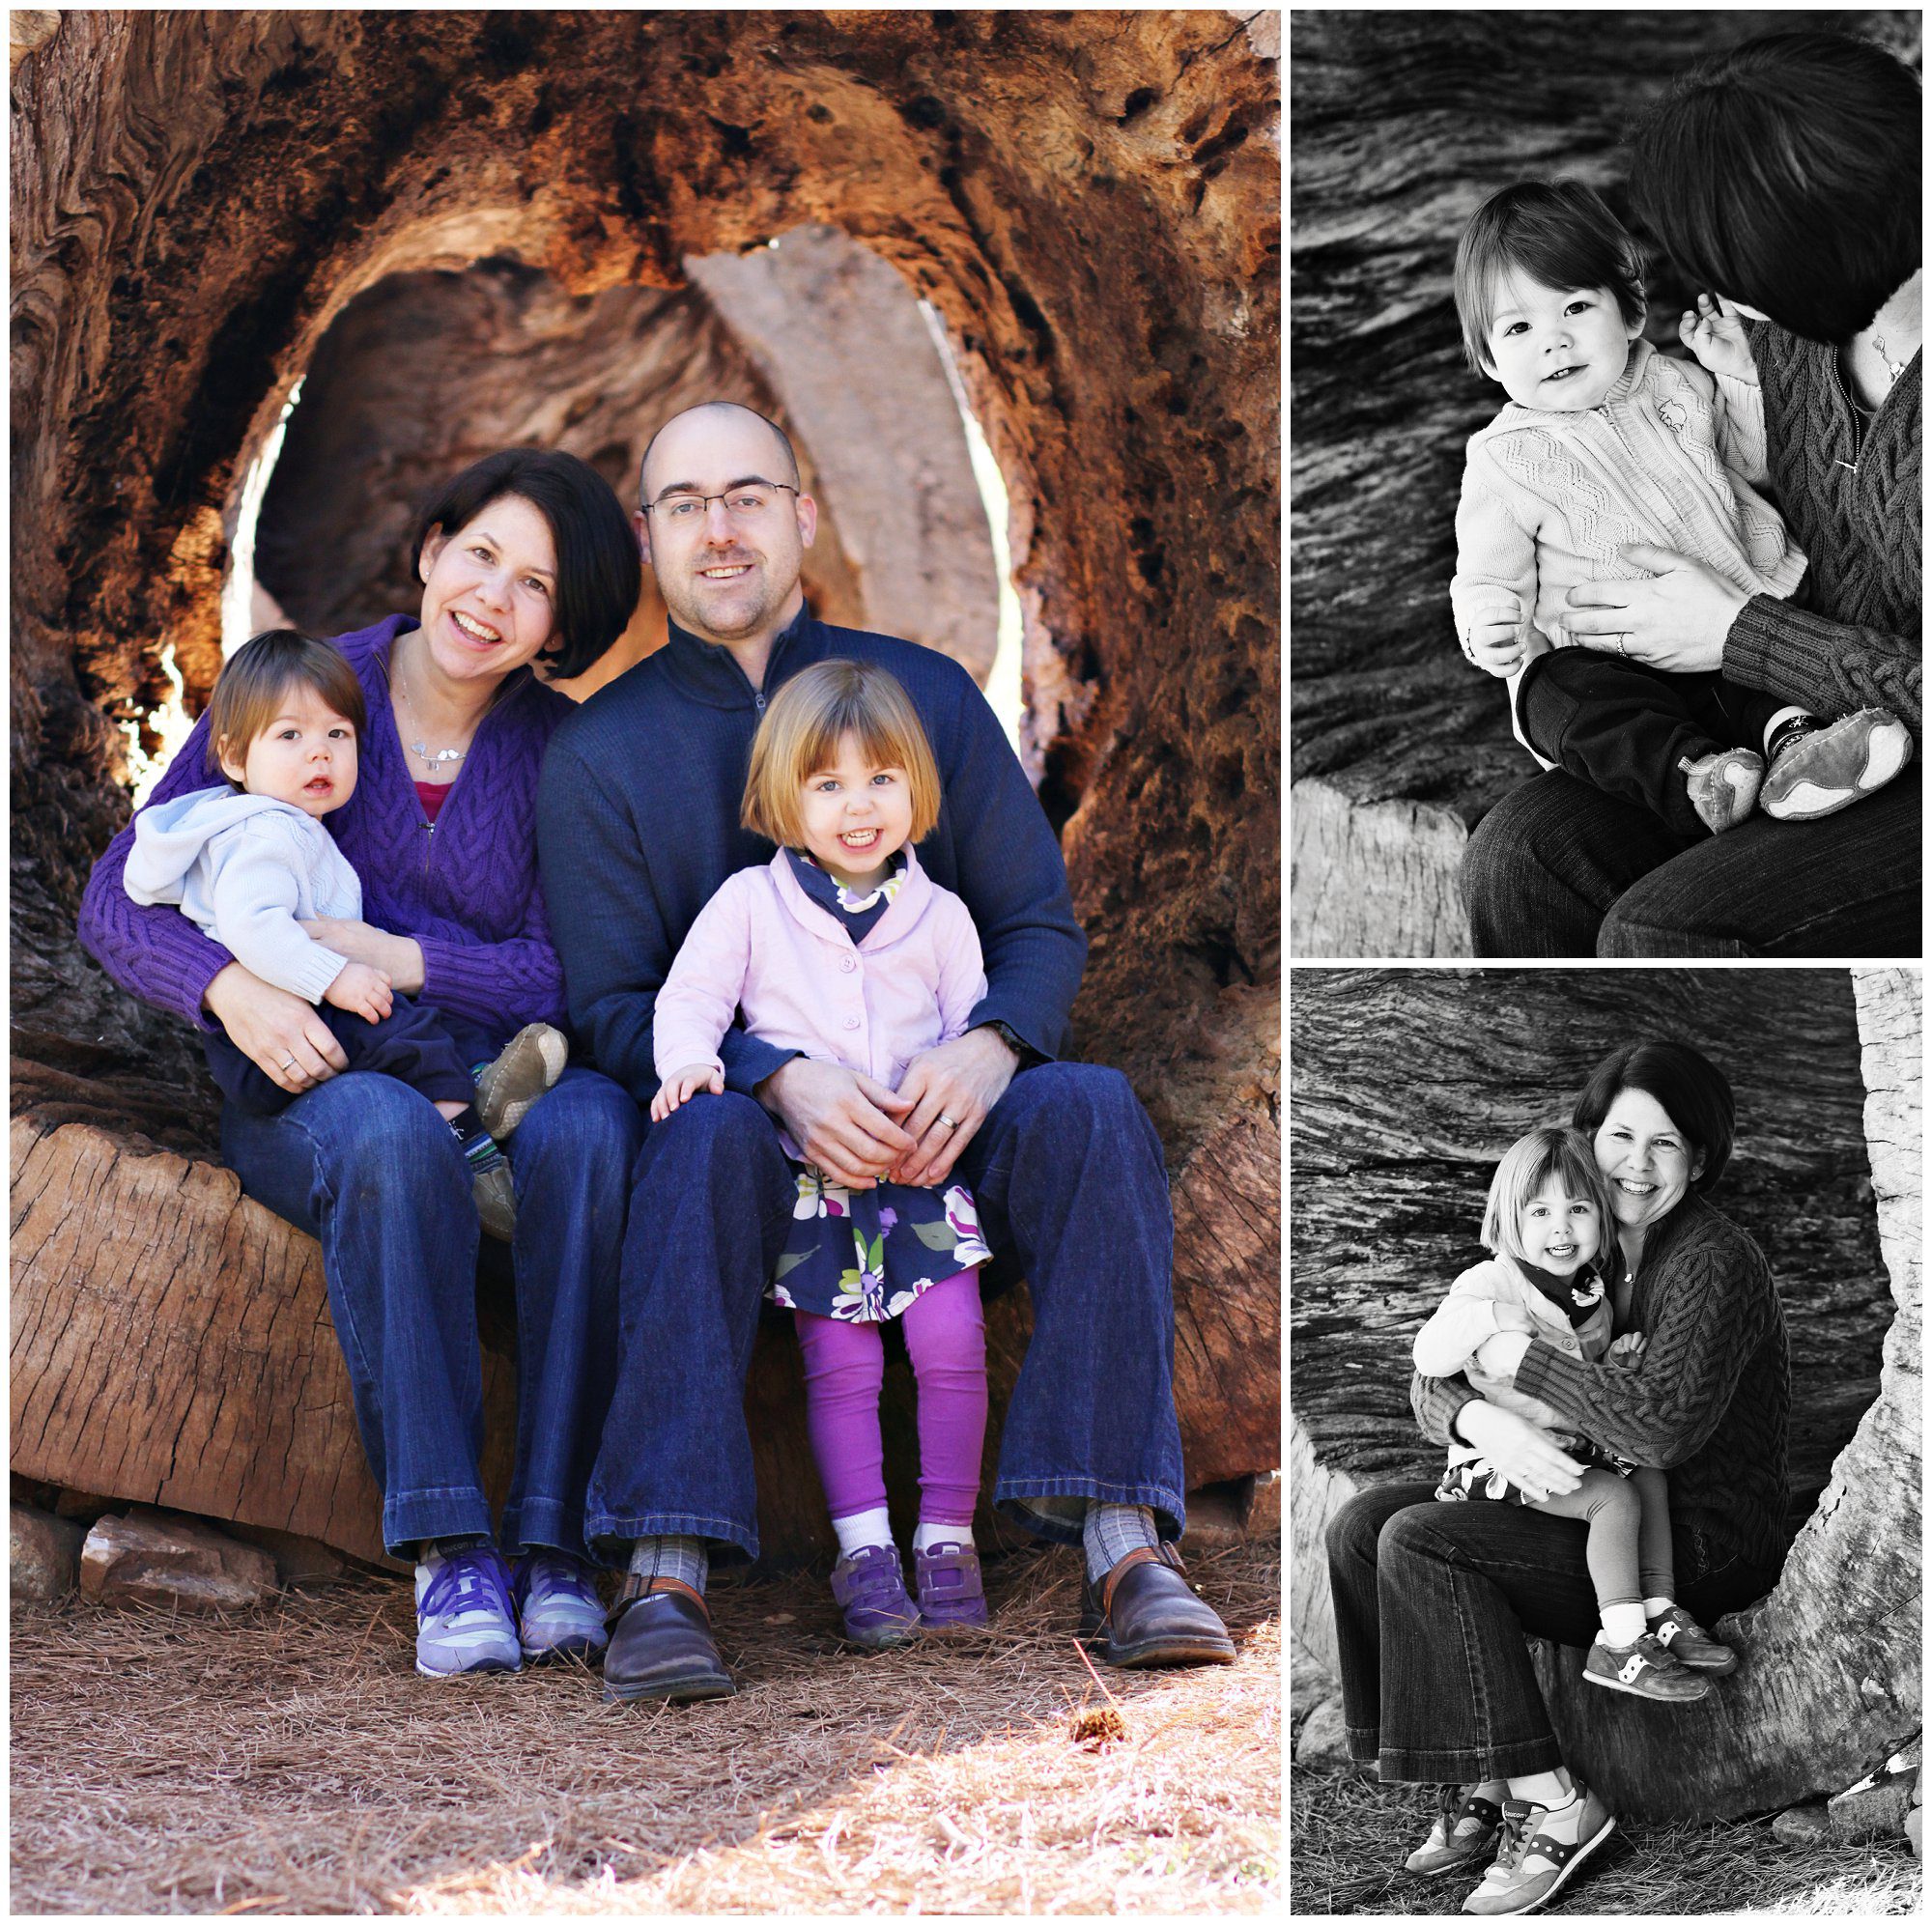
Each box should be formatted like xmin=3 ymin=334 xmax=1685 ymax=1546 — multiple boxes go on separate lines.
xmin=1414 ymin=1189 xmax=1792 ymax=1587
xmin=1726 ymin=326 xmax=1920 ymax=737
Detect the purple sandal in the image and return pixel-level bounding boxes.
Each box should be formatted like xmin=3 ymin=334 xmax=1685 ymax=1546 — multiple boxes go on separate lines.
xmin=829 ymin=1544 xmax=922 ymax=1649
xmin=913 ymin=1542 xmax=988 ymax=1628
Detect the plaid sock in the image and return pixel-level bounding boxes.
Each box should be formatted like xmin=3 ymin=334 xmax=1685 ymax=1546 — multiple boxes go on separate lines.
xmin=445 ymin=1103 xmax=505 ymax=1176
xmin=1082 ymin=1502 xmax=1160 ymax=1585
xmin=628 ymin=1534 xmax=709 ymax=1595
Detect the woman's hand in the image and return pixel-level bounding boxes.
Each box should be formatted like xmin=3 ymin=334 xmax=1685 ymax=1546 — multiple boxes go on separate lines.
xmin=891 ymin=1027 xmax=1019 ymax=1186
xmin=1456 ymin=1401 xmax=1585 ymax=1502
xmin=1563 ymin=545 xmax=1749 ymax=674
xmin=1680 ymin=293 xmax=1758 ymax=386
xmin=650 ymin=1062 xmax=724 ymax=1124
xmin=298 ymin=918 xmax=426 ymax=993
xmin=204 ymin=961 xmax=350 ymax=1096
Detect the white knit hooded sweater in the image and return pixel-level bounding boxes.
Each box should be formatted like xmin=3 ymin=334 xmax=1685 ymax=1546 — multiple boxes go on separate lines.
xmin=1450 ymin=337 xmax=1808 ymax=660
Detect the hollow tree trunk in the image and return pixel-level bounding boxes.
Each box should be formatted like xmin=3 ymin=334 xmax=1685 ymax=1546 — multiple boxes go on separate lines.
xmin=1287 ymin=9 xmax=1920 ymax=955
xmin=1289 ymin=967 xmax=1916 ymax=1818
xmin=10 ymin=11 xmax=1279 ymax=1560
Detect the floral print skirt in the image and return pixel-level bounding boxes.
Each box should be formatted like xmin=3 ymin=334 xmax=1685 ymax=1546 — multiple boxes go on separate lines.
xmin=1434 ymin=1432 xmax=1642 ymax=1507
xmin=773 ymin=1165 xmax=992 ymax=1321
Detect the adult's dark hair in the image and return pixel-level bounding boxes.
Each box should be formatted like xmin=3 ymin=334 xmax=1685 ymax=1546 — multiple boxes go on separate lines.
xmin=1626 ymin=30 xmax=1920 ymax=345
xmin=411 ymin=448 xmax=640 ymax=681
xmin=1573 ymin=1041 xmax=1735 ymax=1193
xmin=1453 ymin=180 xmax=1647 ymax=374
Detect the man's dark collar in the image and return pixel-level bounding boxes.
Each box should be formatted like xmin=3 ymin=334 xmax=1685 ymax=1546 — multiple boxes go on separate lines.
xmin=662 ymin=607 xmax=822 ymax=705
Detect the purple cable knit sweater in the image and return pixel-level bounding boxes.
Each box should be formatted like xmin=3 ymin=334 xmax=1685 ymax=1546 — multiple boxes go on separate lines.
xmin=77 ymin=615 xmax=569 ymax=1044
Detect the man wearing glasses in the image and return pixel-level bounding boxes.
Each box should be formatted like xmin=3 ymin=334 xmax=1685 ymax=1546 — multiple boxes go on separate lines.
xmin=538 ymin=401 xmax=1235 ymax=1704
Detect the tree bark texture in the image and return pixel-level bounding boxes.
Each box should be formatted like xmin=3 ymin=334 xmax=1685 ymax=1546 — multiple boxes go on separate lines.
xmin=1287 ymin=10 xmax=1921 ymax=955
xmin=11 ymin=13 xmax=1279 ymax=1557
xmin=1288 ymin=966 xmax=1917 ymax=1819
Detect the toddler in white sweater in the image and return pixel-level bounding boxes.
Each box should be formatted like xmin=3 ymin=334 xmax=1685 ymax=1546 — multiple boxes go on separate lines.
xmin=1413 ymin=1125 xmax=1735 ymax=1704
xmin=1450 ymin=180 xmax=1911 ymax=835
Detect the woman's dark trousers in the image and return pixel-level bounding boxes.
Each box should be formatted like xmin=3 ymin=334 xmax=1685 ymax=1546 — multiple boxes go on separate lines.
xmin=1463 ymin=761 xmax=1921 ymax=957
xmin=1326 ymin=1482 xmax=1781 ymax=1783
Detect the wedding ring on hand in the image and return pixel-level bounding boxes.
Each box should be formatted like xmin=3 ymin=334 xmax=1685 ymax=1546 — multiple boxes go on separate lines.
xmin=938 ymin=1115 xmax=959 ymax=1130
xmin=1615 ymin=634 xmax=1630 ymax=659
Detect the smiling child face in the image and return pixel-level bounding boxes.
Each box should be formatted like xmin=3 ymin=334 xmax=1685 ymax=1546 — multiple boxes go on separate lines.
xmin=1517 ymin=1173 xmax=1603 ymax=1279
xmin=1483 ymin=271 xmax=1645 ymax=412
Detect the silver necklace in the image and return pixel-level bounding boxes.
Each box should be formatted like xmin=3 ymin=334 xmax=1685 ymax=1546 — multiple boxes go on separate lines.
xmin=394 ymin=664 xmax=468 ymax=776
xmin=1871 ymin=331 xmax=1908 ymax=382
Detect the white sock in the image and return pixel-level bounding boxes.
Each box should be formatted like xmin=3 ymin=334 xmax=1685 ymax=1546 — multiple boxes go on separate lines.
xmin=1762 ymin=705 xmax=1807 ymax=754
xmin=1644 ymin=1595 xmax=1675 ymax=1617
xmin=1599 ymin=1601 xmax=1646 ymax=1647
xmin=831 ymin=1507 xmax=895 ymax=1557
xmin=1506 ymin=1767 xmax=1576 ymax=1814
xmin=1473 ymin=1778 xmax=1509 ymax=1805
xmin=913 ymin=1520 xmax=974 ymax=1553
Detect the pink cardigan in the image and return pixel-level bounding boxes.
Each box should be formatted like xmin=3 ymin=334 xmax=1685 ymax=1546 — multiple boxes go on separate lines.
xmin=653 ymin=847 xmax=988 ymax=1157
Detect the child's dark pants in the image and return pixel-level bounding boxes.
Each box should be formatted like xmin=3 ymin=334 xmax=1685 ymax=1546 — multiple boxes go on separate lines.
xmin=205 ymin=996 xmax=483 ymax=1118
xmin=1518 ymin=648 xmax=1788 ymax=838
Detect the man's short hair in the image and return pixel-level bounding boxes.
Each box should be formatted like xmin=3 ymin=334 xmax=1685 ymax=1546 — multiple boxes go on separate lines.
xmin=412 ymin=448 xmax=640 ymax=682
xmin=639 ymin=403 xmax=801 ymax=505
xmin=208 ymin=628 xmax=367 ymax=776
xmin=1453 ymin=182 xmax=1647 ymax=375
xmin=1627 ymin=30 xmax=1920 ymax=344
xmin=741 ymin=658 xmax=942 ymax=849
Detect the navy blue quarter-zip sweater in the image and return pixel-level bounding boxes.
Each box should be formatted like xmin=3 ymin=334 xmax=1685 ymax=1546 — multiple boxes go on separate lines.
xmin=536 ymin=609 xmax=1087 ymax=1106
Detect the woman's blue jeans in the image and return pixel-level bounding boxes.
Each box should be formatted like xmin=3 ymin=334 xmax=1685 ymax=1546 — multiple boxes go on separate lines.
xmin=221 ymin=1064 xmax=641 ymax=1559
xmin=1463 ymin=763 xmax=1921 ymax=957
xmin=1325 ymin=1481 xmax=1783 ymax=1782
xmin=585 ymin=1061 xmax=1189 ymax=1562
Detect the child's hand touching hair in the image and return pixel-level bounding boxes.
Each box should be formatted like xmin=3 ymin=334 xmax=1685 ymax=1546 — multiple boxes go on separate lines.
xmin=1680 ymin=293 xmax=1757 ymax=387
xmin=651 ymin=1062 xmax=724 ymax=1123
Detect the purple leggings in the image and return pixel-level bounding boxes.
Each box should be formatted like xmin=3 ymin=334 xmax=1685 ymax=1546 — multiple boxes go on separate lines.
xmin=794 ymin=1270 xmax=988 ymax=1526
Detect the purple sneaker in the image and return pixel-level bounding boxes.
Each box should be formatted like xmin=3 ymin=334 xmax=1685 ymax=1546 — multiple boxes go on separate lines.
xmin=829 ymin=1543 xmax=922 ymax=1649
xmin=912 ymin=1542 xmax=988 ymax=1628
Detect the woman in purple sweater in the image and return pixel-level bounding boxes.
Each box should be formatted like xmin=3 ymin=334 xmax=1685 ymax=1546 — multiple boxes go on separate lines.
xmin=78 ymin=448 xmax=642 ymax=1679
xmin=1463 ymin=29 xmax=1919 ymax=955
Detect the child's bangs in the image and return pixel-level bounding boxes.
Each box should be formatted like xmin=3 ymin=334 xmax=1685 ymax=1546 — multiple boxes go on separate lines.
xmin=1481 ymin=1125 xmax=1609 ymax=1259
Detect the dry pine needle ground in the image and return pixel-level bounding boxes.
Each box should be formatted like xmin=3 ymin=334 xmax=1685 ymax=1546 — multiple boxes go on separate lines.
xmin=1290 ymin=1768 xmax=1919 ymax=1917
xmin=12 ymin=1539 xmax=1280 ymax=1915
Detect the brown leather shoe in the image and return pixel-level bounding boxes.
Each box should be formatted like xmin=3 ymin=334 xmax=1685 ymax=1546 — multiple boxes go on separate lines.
xmin=1080 ymin=1543 xmax=1236 ymax=1668
xmin=601 ymin=1575 xmax=736 ymax=1705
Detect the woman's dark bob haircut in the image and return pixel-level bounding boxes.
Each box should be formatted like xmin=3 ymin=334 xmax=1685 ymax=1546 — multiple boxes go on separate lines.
xmin=1627 ymin=30 xmax=1920 ymax=346
xmin=411 ymin=449 xmax=640 ymax=681
xmin=1454 ymin=181 xmax=1647 ymax=375
xmin=1573 ymin=1041 xmax=1734 ymax=1194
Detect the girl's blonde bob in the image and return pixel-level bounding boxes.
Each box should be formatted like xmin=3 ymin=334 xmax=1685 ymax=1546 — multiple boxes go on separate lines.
xmin=742 ymin=658 xmax=943 ymax=848
xmin=1480 ymin=1125 xmax=1619 ymax=1268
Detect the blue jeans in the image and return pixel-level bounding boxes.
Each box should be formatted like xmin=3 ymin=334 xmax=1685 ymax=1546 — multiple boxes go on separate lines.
xmin=585 ymin=1062 xmax=1189 ymax=1561
xmin=1463 ymin=763 xmax=1921 ymax=957
xmin=222 ymin=1064 xmax=641 ymax=1558
xmin=1325 ymin=1482 xmax=1783 ymax=1782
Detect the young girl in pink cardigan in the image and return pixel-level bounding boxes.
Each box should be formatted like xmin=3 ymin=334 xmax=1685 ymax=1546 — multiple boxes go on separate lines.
xmin=651 ymin=658 xmax=994 ymax=1648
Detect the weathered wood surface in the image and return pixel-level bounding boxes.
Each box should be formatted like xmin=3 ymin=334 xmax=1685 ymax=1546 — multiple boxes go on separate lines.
xmin=12 ymin=1094 xmax=1278 ymax=1568
xmin=1288 ymin=966 xmax=1914 ymax=1818
xmin=1287 ymin=10 xmax=1920 ymax=955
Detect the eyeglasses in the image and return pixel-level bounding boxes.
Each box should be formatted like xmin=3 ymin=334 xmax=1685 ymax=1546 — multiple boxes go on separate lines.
xmin=641 ymin=482 xmax=799 ymax=524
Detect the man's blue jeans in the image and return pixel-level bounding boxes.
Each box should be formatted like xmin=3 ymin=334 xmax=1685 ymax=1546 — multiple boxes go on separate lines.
xmin=222 ymin=1065 xmax=641 ymax=1558
xmin=1325 ymin=1482 xmax=1783 ymax=1782
xmin=1463 ymin=763 xmax=1921 ymax=957
xmin=585 ymin=1062 xmax=1189 ymax=1561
